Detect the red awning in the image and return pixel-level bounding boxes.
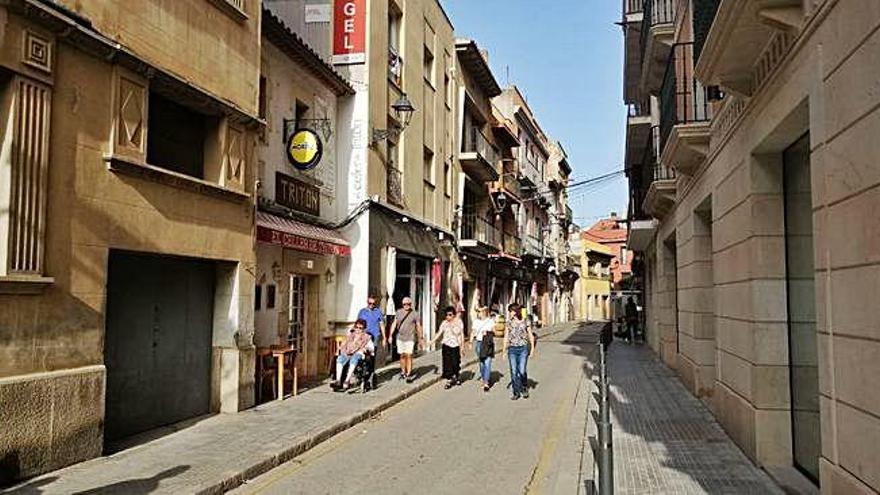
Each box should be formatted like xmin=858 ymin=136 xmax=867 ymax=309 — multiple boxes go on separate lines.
xmin=256 ymin=211 xmax=351 ymax=257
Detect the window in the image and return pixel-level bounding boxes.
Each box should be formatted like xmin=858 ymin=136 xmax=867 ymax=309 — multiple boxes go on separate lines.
xmin=266 ymin=284 xmax=276 ymax=309
xmin=295 ymin=100 xmax=309 ymax=130
xmin=258 ymin=75 xmax=267 ymax=119
xmin=423 ymin=148 xmax=435 ymax=185
xmin=424 ymin=47 xmax=435 ymax=87
xmin=254 ymin=284 xmax=262 ymax=311
xmin=388 ymin=3 xmax=403 ymax=86
xmin=147 ymin=91 xmax=208 ymax=178
xmin=444 ymin=161 xmax=452 ymax=197
xmin=0 ymin=74 xmax=52 ymax=279
xmin=443 ymin=57 xmax=452 ymax=109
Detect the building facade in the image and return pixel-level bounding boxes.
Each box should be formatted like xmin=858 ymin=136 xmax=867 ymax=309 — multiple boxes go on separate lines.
xmin=623 ymin=0 xmax=880 ymax=492
xmin=576 ymin=238 xmax=614 ymax=322
xmin=328 ymin=0 xmax=460 ymax=345
xmin=0 ymin=0 xmax=261 ymax=482
xmin=254 ymin=8 xmax=355 ymax=388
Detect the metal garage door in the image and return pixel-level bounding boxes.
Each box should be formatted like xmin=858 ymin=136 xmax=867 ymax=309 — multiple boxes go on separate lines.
xmin=104 ymin=251 xmax=215 ymax=445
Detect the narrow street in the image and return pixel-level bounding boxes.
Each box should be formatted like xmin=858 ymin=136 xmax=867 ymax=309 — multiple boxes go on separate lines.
xmin=231 ymin=324 xmax=599 ymax=495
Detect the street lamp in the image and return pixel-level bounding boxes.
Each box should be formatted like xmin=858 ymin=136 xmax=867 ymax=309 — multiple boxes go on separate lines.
xmin=372 ymin=93 xmax=416 ymax=145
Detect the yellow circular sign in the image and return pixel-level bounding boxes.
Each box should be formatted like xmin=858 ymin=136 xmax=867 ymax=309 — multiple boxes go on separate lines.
xmin=286 ymin=129 xmax=323 ymax=170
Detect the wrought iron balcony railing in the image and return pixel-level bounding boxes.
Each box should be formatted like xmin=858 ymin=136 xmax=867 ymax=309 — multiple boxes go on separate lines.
xmin=460 ymin=213 xmax=500 ymax=247
xmin=659 ymin=42 xmax=710 ymax=153
xmin=503 ymin=233 xmax=521 ymax=257
xmin=624 ymin=0 xmax=643 ymax=15
xmin=463 ymin=125 xmax=498 ymax=166
xmin=640 ymin=0 xmax=676 ymax=62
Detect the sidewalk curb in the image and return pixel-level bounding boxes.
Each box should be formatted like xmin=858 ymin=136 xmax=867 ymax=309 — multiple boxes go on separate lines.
xmin=194 ymin=323 xmax=582 ymax=495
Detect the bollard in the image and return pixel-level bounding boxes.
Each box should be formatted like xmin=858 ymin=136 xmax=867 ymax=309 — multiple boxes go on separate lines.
xmin=596 ymin=341 xmax=614 ymax=495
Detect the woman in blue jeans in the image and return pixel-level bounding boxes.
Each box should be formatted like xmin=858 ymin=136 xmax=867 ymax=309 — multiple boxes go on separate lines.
xmin=503 ymin=303 xmax=536 ymax=400
xmin=470 ymin=306 xmax=496 ymax=391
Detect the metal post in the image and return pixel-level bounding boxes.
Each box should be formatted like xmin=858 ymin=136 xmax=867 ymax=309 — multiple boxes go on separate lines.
xmin=597 ymin=341 xmax=614 ymax=495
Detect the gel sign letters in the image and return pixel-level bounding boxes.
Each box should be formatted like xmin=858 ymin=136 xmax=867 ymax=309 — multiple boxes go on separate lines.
xmin=332 ymin=0 xmax=366 ymax=65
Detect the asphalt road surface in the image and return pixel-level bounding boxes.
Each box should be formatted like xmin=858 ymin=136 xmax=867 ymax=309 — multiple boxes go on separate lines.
xmin=231 ymin=324 xmax=600 ymax=495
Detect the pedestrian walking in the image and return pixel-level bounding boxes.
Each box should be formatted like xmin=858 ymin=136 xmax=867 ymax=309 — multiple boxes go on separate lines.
xmin=331 ymin=319 xmax=371 ymax=391
xmin=625 ymin=297 xmax=638 ymax=344
xmin=433 ymin=306 xmax=465 ymax=388
xmin=503 ymin=302 xmax=536 ymax=400
xmin=388 ymin=296 xmax=421 ymax=382
xmin=357 ymin=294 xmax=386 ymax=351
xmin=471 ymin=305 xmax=496 ymax=391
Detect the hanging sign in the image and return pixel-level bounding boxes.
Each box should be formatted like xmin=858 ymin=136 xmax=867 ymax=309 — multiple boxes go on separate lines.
xmin=286 ymin=129 xmax=323 ymax=170
xmin=332 ymin=0 xmax=366 ymax=65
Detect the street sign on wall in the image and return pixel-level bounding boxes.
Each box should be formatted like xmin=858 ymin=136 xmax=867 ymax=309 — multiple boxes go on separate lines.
xmin=332 ymin=0 xmax=366 ymax=65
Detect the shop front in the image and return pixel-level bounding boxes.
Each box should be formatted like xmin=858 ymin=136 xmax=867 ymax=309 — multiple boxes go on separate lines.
xmin=367 ymin=204 xmax=454 ymax=349
xmin=254 ymin=211 xmax=350 ymax=399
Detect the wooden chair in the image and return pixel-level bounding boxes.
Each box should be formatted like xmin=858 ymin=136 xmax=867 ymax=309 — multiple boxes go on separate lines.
xmin=257 ymin=349 xmax=277 ymax=403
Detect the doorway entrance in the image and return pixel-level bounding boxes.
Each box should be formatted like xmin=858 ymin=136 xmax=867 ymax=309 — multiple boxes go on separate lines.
xmin=783 ymin=133 xmax=820 ymax=484
xmin=104 ymin=251 xmax=215 ymax=447
xmin=393 ymin=254 xmax=431 ymax=343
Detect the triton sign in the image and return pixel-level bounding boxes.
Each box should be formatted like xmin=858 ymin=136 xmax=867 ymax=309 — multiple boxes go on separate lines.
xmin=332 ymin=0 xmax=366 ymax=65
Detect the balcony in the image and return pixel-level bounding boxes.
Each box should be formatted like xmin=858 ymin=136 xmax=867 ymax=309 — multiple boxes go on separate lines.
xmin=659 ymin=42 xmax=711 ymax=176
xmin=387 ymin=166 xmax=404 ymax=207
xmin=460 ymin=213 xmax=501 ymax=254
xmin=502 ymin=232 xmax=522 ymax=259
xmin=523 ymin=234 xmax=543 ymax=258
xmin=622 ymin=2 xmax=644 ymax=103
xmin=643 ymin=162 xmax=677 ymax=220
xmin=495 ymin=163 xmax=522 ymax=203
xmin=625 ymin=102 xmax=652 ymax=170
xmin=695 ymin=0 xmax=805 ymax=97
xmin=460 ymin=126 xmax=500 ymax=183
xmin=639 ymin=0 xmax=676 ymax=94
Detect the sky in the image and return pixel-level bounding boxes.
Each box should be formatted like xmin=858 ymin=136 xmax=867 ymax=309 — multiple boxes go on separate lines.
xmin=441 ymin=0 xmax=628 ymax=228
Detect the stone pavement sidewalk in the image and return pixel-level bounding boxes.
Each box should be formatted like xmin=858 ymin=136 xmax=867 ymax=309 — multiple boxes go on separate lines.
xmin=604 ymin=342 xmax=784 ymax=494
xmin=6 ymin=321 xmax=584 ymax=495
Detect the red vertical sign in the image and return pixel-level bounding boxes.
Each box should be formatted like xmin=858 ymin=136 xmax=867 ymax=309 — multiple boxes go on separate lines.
xmin=333 ymin=0 xmax=366 ymax=65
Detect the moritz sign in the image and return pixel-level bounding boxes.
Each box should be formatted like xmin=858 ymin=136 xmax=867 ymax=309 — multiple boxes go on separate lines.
xmin=332 ymin=0 xmax=366 ymax=65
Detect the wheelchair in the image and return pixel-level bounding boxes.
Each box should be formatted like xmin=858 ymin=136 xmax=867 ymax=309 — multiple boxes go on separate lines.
xmin=330 ymin=350 xmax=377 ymax=393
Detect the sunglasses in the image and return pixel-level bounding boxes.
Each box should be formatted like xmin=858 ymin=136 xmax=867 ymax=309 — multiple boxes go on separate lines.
xmin=403 ymin=302 xmax=412 ymax=306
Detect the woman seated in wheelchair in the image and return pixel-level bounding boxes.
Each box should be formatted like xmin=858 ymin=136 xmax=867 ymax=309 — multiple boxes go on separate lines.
xmin=331 ymin=319 xmax=374 ymax=391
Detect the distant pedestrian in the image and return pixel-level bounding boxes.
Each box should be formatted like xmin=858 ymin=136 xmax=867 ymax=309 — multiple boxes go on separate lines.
xmin=433 ymin=306 xmax=465 ymax=388
xmin=504 ymin=302 xmax=536 ymax=400
xmin=389 ymin=296 xmax=421 ymax=382
xmin=625 ymin=297 xmax=638 ymax=344
xmin=357 ymin=294 xmax=386 ymax=349
xmin=471 ymin=306 xmax=496 ymax=391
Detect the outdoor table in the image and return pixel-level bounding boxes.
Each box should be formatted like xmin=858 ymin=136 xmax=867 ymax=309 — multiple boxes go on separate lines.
xmin=270 ymin=346 xmax=297 ymax=400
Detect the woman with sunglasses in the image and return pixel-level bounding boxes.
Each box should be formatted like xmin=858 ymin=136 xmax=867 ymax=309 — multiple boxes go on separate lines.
xmin=503 ymin=302 xmax=536 ymax=400
xmin=433 ymin=306 xmax=465 ymax=389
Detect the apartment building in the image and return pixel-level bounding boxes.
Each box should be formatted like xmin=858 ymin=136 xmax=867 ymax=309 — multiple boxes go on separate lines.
xmin=453 ymin=38 xmax=519 ymax=323
xmin=324 ymin=0 xmax=460 ymax=343
xmin=493 ymin=87 xmax=556 ymax=324
xmin=0 ymin=0 xmax=261 ymax=482
xmin=623 ymin=0 xmax=880 ymax=492
xmin=546 ymin=140 xmax=577 ymax=323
